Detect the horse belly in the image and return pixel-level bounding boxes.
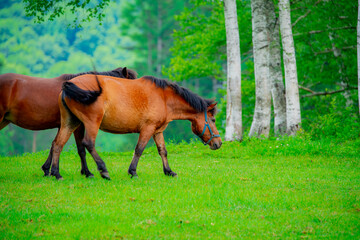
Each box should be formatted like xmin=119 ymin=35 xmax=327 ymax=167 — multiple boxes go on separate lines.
xmin=100 ymin=110 xmax=141 ymax=134
xmin=8 ymin=103 xmax=60 ymax=130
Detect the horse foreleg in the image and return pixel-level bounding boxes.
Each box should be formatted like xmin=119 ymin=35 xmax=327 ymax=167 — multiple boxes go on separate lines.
xmin=41 ymin=129 xmax=60 ymax=176
xmin=41 ymin=144 xmax=53 ymax=177
xmin=153 ymin=132 xmax=177 ymax=177
xmin=128 ymin=128 xmax=154 ymax=178
xmin=74 ymin=124 xmax=94 ymax=178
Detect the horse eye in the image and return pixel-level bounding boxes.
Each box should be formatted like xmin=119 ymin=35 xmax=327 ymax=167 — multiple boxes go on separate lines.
xmin=212 ymin=119 xmax=216 ymax=123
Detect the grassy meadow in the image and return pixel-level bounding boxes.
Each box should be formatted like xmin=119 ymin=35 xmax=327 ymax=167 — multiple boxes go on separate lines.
xmin=0 ymin=138 xmax=359 ymax=239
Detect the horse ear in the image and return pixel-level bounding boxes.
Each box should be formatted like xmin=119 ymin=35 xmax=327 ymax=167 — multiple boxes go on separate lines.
xmin=208 ymin=102 xmax=217 ymax=110
xmin=122 ymin=67 xmax=129 ymax=78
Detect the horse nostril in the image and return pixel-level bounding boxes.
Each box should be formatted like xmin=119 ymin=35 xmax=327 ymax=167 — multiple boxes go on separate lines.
xmin=213 ymin=141 xmax=222 ymax=149
xmin=213 ymin=142 xmax=220 ymax=149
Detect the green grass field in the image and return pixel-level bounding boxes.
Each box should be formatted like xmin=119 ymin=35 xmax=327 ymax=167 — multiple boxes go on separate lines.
xmin=0 ymin=138 xmax=359 ymax=239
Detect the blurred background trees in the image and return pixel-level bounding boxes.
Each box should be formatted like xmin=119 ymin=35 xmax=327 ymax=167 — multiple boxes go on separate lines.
xmin=0 ymin=0 xmax=358 ymax=155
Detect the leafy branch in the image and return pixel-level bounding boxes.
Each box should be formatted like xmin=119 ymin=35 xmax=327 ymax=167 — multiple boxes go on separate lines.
xmin=23 ymin=0 xmax=110 ymax=27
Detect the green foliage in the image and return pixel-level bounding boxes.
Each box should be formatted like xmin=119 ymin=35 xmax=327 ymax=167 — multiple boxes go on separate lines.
xmin=119 ymin=0 xmax=185 ymax=76
xmin=163 ymin=0 xmax=253 ymax=82
xmin=0 ymin=139 xmax=359 ymax=238
xmin=163 ymin=1 xmax=225 ymax=81
xmin=23 ymin=0 xmax=110 ymax=27
xmin=308 ymin=99 xmax=360 ymax=141
xmin=292 ymin=0 xmax=358 ymax=127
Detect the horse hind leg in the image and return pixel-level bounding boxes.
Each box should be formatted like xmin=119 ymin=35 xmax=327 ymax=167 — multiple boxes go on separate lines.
xmin=81 ymin=120 xmax=110 ymax=180
xmin=49 ymin=99 xmax=80 ymax=180
xmin=74 ymin=124 xmax=94 ymax=178
xmin=50 ymin=124 xmax=78 ymax=180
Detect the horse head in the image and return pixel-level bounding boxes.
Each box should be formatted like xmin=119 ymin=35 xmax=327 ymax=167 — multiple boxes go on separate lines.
xmin=191 ymin=103 xmax=222 ymax=150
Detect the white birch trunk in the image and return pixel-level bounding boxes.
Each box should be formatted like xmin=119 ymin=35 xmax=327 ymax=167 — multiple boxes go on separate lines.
xmin=279 ymin=0 xmax=301 ymax=135
xmin=224 ymin=0 xmax=242 ymax=141
xmin=249 ymin=0 xmax=271 ymax=138
xmin=267 ymin=0 xmax=286 ymax=136
xmin=357 ymin=0 xmax=360 ymax=115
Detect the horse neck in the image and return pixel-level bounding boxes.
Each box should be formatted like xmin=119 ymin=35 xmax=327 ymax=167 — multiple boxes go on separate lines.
xmin=165 ymin=89 xmax=199 ymax=121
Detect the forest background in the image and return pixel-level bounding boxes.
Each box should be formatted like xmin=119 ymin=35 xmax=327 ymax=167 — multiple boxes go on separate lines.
xmin=0 ymin=0 xmax=358 ymax=155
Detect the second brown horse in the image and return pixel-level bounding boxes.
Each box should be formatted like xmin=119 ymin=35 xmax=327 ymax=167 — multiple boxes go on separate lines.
xmin=49 ymin=75 xmax=222 ymax=180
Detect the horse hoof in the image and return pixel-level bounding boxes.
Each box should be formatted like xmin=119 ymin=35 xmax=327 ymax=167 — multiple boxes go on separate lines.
xmin=165 ymin=171 xmax=177 ymax=177
xmin=82 ymin=171 xmax=94 ymax=178
xmin=57 ymin=177 xmax=64 ymax=181
xmin=42 ymin=167 xmax=50 ymax=177
xmin=101 ymin=172 xmax=111 ymax=180
xmin=128 ymin=171 xmax=138 ymax=178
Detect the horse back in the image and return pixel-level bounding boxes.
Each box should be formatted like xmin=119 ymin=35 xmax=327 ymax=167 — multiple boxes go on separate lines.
xmin=66 ymin=75 xmax=168 ymax=133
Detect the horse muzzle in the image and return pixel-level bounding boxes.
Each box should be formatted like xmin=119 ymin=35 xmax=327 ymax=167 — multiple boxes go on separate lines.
xmin=209 ymin=140 xmax=222 ymax=150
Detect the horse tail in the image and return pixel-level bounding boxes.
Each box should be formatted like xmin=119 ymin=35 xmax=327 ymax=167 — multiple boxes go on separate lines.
xmin=62 ymin=75 xmax=102 ymax=105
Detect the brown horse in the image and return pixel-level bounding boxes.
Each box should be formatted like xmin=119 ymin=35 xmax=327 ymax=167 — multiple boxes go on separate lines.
xmin=0 ymin=67 xmax=137 ymax=177
xmin=48 ymin=75 xmax=222 ymax=180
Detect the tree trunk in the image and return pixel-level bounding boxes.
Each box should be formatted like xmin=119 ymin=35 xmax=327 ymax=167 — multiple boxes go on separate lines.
xmin=267 ymin=0 xmax=287 ymax=136
xmin=223 ymin=0 xmax=242 ymax=141
xmin=212 ymin=77 xmax=218 ymax=97
xmin=279 ymin=0 xmax=301 ymax=135
xmin=357 ymin=0 xmax=360 ymax=115
xmin=32 ymin=131 xmax=37 ymax=153
xmin=249 ymin=0 xmax=271 ymax=138
xmin=195 ymin=78 xmax=200 ymax=93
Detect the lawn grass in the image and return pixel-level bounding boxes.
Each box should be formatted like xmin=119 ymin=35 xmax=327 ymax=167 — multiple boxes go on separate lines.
xmin=0 ymin=138 xmax=359 ymax=239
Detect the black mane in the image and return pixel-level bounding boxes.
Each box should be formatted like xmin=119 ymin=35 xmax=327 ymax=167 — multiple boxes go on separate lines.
xmin=62 ymin=67 xmax=137 ymax=80
xmin=143 ymin=76 xmax=216 ymax=113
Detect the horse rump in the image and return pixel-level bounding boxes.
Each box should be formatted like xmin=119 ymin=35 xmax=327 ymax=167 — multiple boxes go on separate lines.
xmin=62 ymin=76 xmax=102 ymax=105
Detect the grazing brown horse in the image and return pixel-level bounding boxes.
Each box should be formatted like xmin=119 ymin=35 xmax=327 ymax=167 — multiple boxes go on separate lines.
xmin=49 ymin=75 xmax=222 ymax=180
xmin=0 ymin=67 xmax=137 ymax=177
